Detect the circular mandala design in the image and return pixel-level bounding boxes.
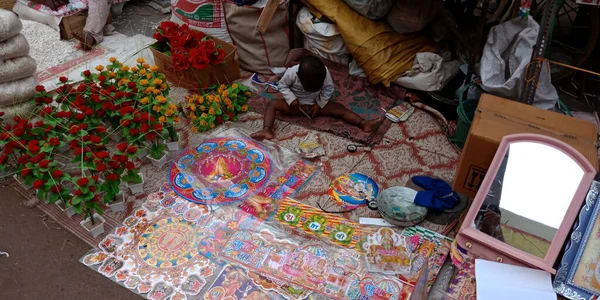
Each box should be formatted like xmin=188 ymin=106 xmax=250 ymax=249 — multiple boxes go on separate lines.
xmin=169 ymin=137 xmax=272 ymax=205
xmin=137 ymin=217 xmax=200 ymax=269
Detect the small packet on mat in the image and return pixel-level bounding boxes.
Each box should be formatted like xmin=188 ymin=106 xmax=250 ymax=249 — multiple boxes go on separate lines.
xmin=385 ymin=101 xmax=415 ymax=122
xmin=295 ymin=132 xmax=325 ymax=158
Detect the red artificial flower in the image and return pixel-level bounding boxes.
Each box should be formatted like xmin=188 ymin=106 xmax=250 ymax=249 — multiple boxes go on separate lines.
xmin=34 ymin=120 xmax=44 ymax=127
xmin=158 ymin=21 xmax=179 ymax=38
xmin=216 ymin=116 xmax=223 ymax=124
xmin=125 ymin=161 xmax=135 ymax=171
xmin=203 ymin=39 xmax=216 ymax=55
xmin=0 ymin=155 xmax=7 ymax=165
xmin=172 ymin=50 xmax=189 ymax=71
xmin=59 ymin=76 xmax=68 ymax=83
xmin=35 ymin=85 xmax=45 ymax=92
xmin=153 ymin=123 xmax=164 ymax=132
xmin=171 ymin=31 xmax=192 ymax=49
xmin=75 ymin=189 xmax=83 ymax=196
xmin=77 ymin=84 xmax=86 ymax=92
xmin=116 ymin=142 xmax=128 ymax=152
xmin=48 ymin=137 xmax=60 ymax=146
xmin=83 ymin=70 xmax=91 ymax=77
xmin=96 ymin=163 xmax=107 ymax=172
xmin=192 ymin=29 xmax=206 ymax=41
xmin=38 ymin=160 xmax=50 ymax=169
xmin=51 ymin=169 xmax=63 ymax=178
xmin=89 ymin=186 xmax=97 ymax=193
xmin=118 ymin=155 xmax=128 ymax=163
xmin=108 ymin=160 xmax=120 ymax=170
xmin=108 ymin=85 xmax=117 ymax=92
xmin=92 ymin=94 xmax=101 ymax=103
xmin=90 ymin=135 xmax=102 ymax=144
xmin=189 ymin=47 xmax=210 ymax=70
xmin=13 ymin=127 xmax=24 ymax=137
xmin=140 ymin=123 xmax=150 ymax=133
xmin=69 ymin=125 xmax=79 ymax=135
xmin=127 ymin=146 xmax=138 ymax=154
xmin=21 ymin=168 xmax=31 ymax=177
xmin=85 ymin=108 xmax=94 ymax=116
xmin=41 ymin=107 xmax=53 ymax=117
xmin=74 ymin=113 xmax=85 ymax=121
xmin=120 ymin=119 xmax=131 ymax=127
xmin=44 ymin=124 xmax=53 ymax=133
xmin=146 ymin=132 xmax=157 ymax=141
xmin=119 ymin=106 xmax=134 ymax=116
xmin=33 ymin=179 xmax=45 ymax=189
xmin=212 ymin=48 xmax=226 ymax=65
xmin=153 ymin=31 xmax=166 ymax=42
xmin=44 ymin=97 xmax=53 ymax=104
xmin=127 ymin=81 xmax=136 ymax=88
xmin=101 ymin=102 xmax=113 ymax=111
xmin=80 ymin=124 xmax=87 ymax=130
xmin=50 ymin=185 xmax=61 ymax=193
xmin=98 ymin=75 xmax=107 ymax=82
xmin=227 ymin=112 xmax=234 ymax=120
xmin=96 ymin=125 xmax=106 ymax=133
xmin=29 ymin=153 xmax=43 ymax=163
xmin=106 ymin=173 xmax=119 ymax=181
xmin=28 ymin=140 xmax=40 ymax=154
xmin=74 ymin=148 xmax=83 ymax=156
xmin=77 ymin=177 xmax=89 ymax=187
xmin=96 ymin=151 xmax=110 ymax=159
xmin=129 ymin=128 xmax=139 ymax=136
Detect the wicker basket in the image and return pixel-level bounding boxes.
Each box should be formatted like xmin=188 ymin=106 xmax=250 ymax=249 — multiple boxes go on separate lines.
xmin=0 ymin=0 xmax=15 ymax=11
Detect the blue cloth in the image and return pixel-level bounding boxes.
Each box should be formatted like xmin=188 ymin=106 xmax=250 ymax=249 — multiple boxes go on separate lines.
xmin=411 ymin=176 xmax=459 ymax=211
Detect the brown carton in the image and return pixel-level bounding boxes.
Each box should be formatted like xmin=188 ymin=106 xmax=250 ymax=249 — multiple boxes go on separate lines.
xmin=150 ymin=37 xmax=240 ymax=90
xmin=453 ymin=93 xmax=599 ymax=198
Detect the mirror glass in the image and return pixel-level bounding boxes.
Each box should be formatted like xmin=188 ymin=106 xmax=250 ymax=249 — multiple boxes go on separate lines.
xmin=473 ymin=141 xmax=584 ymax=259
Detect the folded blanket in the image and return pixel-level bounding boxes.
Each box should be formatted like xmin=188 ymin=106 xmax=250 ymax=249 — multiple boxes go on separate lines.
xmin=0 ymin=34 xmax=30 ymax=60
xmin=0 ymin=9 xmax=23 ymax=43
xmin=0 ymin=76 xmax=37 ymax=107
xmin=0 ymin=56 xmax=37 ymax=84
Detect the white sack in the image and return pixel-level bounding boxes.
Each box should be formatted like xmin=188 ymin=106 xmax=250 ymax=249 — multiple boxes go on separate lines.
xmin=0 ymin=34 xmax=30 ymax=60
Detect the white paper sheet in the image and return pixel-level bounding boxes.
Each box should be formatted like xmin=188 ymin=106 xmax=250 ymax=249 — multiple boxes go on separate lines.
xmin=475 ymin=259 xmax=556 ymax=300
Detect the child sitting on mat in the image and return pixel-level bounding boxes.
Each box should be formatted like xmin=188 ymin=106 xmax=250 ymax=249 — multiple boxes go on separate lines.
xmin=251 ymin=56 xmax=383 ymax=141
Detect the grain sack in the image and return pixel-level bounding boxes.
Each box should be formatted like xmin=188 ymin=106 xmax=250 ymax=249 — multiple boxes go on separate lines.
xmin=343 ymin=0 xmax=393 ymax=19
xmin=296 ymin=7 xmax=350 ymax=65
xmin=0 ymin=34 xmax=30 ymax=60
xmin=0 ymin=9 xmax=23 ymax=42
xmin=0 ymin=56 xmax=37 ymax=84
xmin=0 ymin=76 xmax=37 ymax=107
xmin=386 ymin=0 xmax=439 ymax=34
xmin=222 ymin=1 xmax=289 ymax=74
xmin=170 ymin=0 xmax=232 ymax=42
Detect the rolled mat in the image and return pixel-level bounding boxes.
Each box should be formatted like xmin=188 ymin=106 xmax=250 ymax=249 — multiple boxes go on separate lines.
xmin=0 ymin=55 xmax=37 ymax=84
xmin=0 ymin=75 xmax=37 ymax=107
xmin=0 ymin=9 xmax=22 ymax=42
xmin=303 ymin=0 xmax=435 ymax=86
xmin=0 ymin=34 xmax=30 ymax=60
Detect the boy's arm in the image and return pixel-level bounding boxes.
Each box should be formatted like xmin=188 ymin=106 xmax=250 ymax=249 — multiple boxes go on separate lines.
xmin=317 ymin=70 xmax=334 ymax=108
xmin=278 ymin=68 xmax=298 ymax=106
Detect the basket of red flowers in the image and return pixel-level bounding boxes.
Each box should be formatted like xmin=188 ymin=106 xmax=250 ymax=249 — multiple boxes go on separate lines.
xmin=150 ymin=21 xmax=240 ymax=90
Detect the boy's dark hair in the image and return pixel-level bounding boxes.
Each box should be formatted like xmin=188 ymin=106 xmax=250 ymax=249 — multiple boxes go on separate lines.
xmin=297 ymin=56 xmax=326 ymax=93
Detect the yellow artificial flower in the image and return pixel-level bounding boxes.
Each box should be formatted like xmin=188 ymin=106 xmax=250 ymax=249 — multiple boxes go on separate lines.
xmin=139 ymin=69 xmax=147 ymax=76
xmin=245 ymin=91 xmax=251 ymax=97
xmin=139 ymin=79 xmax=148 ymax=86
xmin=156 ymin=96 xmax=167 ymax=103
xmin=121 ymin=66 xmax=129 ymax=72
xmin=208 ymin=107 xmax=215 ymax=115
xmin=165 ymin=109 xmax=174 ymax=116
xmin=201 ymin=113 xmax=208 ymax=118
xmin=199 ymin=106 xmax=206 ymax=112
xmin=160 ymin=83 xmax=167 ymax=91
xmin=168 ymin=104 xmax=177 ymax=111
xmin=200 ymin=120 xmax=207 ymax=127
xmin=109 ymin=71 xmax=116 ymax=78
xmin=143 ymin=63 xmax=150 ymax=69
xmin=224 ymin=99 xmax=232 ymax=106
xmin=153 ymin=79 xmax=163 ymax=85
xmin=145 ymin=87 xmax=154 ymax=94
xmin=190 ymin=112 xmax=196 ymax=118
xmin=191 ymin=127 xmax=197 ymax=133
xmin=214 ymin=95 xmax=221 ymax=103
xmin=131 ymin=66 xmax=138 ymax=72
xmin=96 ymin=65 xmax=104 ymax=71
xmin=222 ymin=90 xmax=229 ymax=97
xmin=197 ymin=96 xmax=204 ymax=104
xmin=137 ymin=57 xmax=145 ymax=64
xmin=232 ymin=83 xmax=238 ymax=89
xmin=159 ymin=116 xmax=166 ymax=123
xmin=141 ymin=97 xmax=149 ymax=104
xmin=153 ymin=89 xmax=161 ymax=95
xmin=173 ymin=116 xmax=180 ymax=123
xmin=186 ymin=96 xmax=195 ymax=104
xmin=146 ymin=73 xmax=153 ymax=79
xmin=109 ymin=57 xmax=116 ymax=63
xmin=150 ymin=65 xmax=159 ymax=72
xmin=241 ymin=104 xmax=248 ymax=112
xmin=232 ymin=93 xmax=237 ymax=99
xmin=211 ymin=123 xmax=215 ymax=129
xmin=153 ymin=105 xmax=161 ymax=112
xmin=189 ymin=104 xmax=196 ymax=111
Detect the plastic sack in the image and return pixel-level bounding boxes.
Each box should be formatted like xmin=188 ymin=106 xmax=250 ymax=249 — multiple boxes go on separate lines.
xmin=304 ymin=0 xmax=435 ymax=87
xmin=296 ymin=7 xmax=350 ymax=65
xmin=479 ymin=16 xmax=558 ymax=109
xmin=385 ymin=0 xmax=438 ymax=34
xmin=343 ymin=0 xmax=393 ymax=19
xmin=223 ymin=0 xmax=290 ymax=74
xmin=170 ymin=0 xmax=232 ymax=42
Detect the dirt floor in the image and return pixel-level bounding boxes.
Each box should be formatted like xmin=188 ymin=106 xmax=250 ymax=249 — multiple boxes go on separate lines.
xmin=0 ymin=190 xmax=139 ymax=300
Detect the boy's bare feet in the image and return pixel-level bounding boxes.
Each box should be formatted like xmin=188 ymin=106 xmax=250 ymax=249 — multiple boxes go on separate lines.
xmin=251 ymin=127 xmax=275 ymax=141
xmin=360 ymin=117 xmax=384 ymax=133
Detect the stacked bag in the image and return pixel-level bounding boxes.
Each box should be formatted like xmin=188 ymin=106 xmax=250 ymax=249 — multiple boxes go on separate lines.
xmin=0 ymin=9 xmax=37 ymax=107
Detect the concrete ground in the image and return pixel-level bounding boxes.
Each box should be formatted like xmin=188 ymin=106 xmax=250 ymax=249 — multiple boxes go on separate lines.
xmin=0 ymin=191 xmax=139 ymax=300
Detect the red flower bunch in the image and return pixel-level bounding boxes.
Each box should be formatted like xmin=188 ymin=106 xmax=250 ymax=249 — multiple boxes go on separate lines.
xmin=153 ymin=21 xmax=226 ymax=71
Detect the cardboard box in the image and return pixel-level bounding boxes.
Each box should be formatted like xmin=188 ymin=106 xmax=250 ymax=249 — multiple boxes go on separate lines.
xmin=150 ymin=38 xmax=240 ymax=90
xmin=59 ymin=12 xmax=113 ymax=40
xmin=453 ymin=94 xmax=599 ymax=198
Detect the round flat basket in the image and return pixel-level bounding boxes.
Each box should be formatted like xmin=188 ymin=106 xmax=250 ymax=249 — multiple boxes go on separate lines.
xmin=377 ymin=186 xmax=427 ymax=227
xmin=0 ymin=0 xmax=15 ymax=11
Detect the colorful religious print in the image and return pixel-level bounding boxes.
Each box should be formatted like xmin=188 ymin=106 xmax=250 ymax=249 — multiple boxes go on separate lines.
xmin=363 ymin=227 xmax=413 ymax=275
xmin=246 ymin=271 xmax=313 ymax=300
xmin=80 ymin=191 xmax=246 ymax=299
xmin=275 ymin=197 xmax=371 ymax=250
xmin=219 ymin=229 xmax=412 ymax=299
xmin=204 ymin=265 xmax=283 ymax=299
xmin=447 ymin=257 xmax=476 ymax=300
xmin=398 ymin=226 xmax=453 ymax=289
xmin=169 ymin=137 xmax=273 ymax=205
xmin=570 ymin=203 xmax=600 ymax=294
xmin=169 ymin=137 xmax=320 ymax=210
xmin=328 ymin=173 xmax=379 ymax=208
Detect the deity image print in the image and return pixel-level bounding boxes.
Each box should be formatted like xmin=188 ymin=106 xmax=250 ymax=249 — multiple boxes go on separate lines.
xmin=283 ymin=252 xmax=306 ymax=277
xmin=220 ymin=268 xmax=247 ymax=297
xmin=337 ymin=176 xmax=373 ymax=201
xmin=305 ymin=258 xmax=328 ymax=284
xmin=208 ymin=157 xmax=234 ymax=181
xmin=367 ymin=228 xmax=411 ymax=274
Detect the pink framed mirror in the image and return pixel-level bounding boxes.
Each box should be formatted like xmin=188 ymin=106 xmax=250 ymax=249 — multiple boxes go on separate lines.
xmin=456 ymin=133 xmax=596 ymax=273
